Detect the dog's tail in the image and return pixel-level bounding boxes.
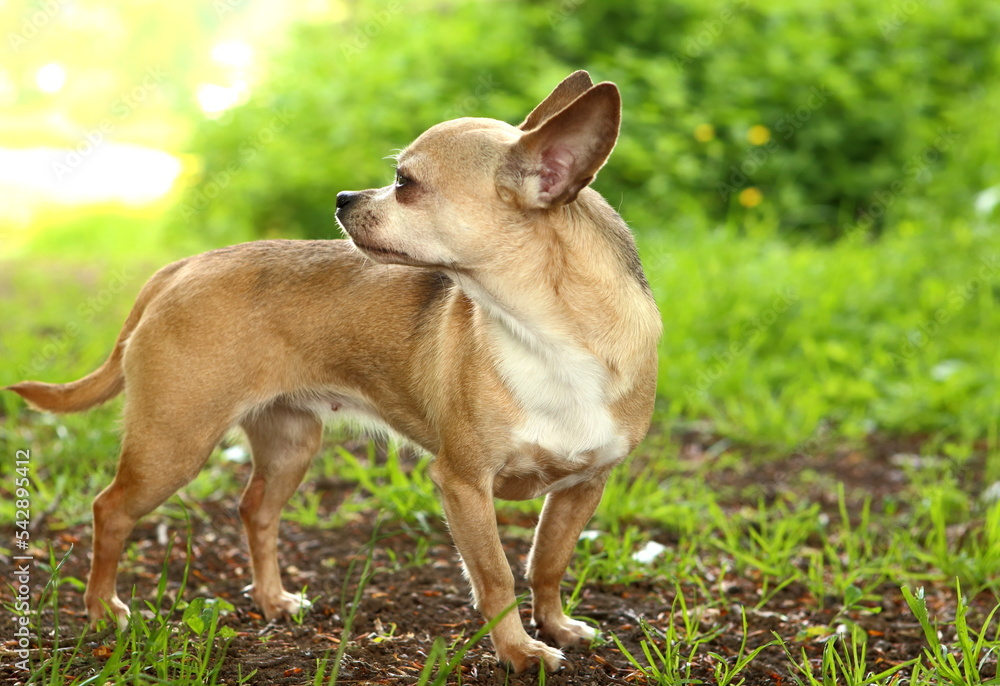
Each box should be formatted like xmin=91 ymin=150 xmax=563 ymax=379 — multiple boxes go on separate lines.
xmin=6 ymin=264 xmax=172 ymax=414
xmin=7 ymin=348 xmax=125 ymax=414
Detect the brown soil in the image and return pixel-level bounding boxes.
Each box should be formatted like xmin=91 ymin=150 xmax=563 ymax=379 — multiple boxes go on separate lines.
xmin=1 ymin=435 xmax=998 ymax=685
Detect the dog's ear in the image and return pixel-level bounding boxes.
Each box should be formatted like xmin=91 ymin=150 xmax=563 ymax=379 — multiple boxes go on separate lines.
xmin=518 ymin=70 xmax=594 ymax=131
xmin=507 ymin=82 xmax=621 ymax=208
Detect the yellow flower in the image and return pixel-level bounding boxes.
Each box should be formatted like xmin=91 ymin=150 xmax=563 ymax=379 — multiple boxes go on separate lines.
xmin=738 ymin=187 xmax=763 ymax=208
xmin=747 ymin=125 xmax=771 ymax=146
xmin=693 ymin=123 xmax=715 ymax=142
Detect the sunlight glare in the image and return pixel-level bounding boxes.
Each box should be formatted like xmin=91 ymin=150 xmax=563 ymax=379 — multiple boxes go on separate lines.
xmin=196 ymin=83 xmax=242 ymax=116
xmin=211 ymin=41 xmax=253 ymax=69
xmin=35 ymin=63 xmax=66 ymax=93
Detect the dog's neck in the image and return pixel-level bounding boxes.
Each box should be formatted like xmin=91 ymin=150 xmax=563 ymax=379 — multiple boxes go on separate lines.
xmin=447 ymin=193 xmax=660 ymax=406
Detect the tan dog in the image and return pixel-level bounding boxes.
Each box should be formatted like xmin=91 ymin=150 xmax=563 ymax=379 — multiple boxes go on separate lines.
xmin=7 ymin=70 xmax=661 ymax=672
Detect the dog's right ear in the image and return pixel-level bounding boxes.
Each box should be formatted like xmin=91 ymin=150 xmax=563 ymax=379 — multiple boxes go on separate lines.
xmin=504 ymin=82 xmax=621 ymax=209
xmin=518 ymin=70 xmax=594 ymax=131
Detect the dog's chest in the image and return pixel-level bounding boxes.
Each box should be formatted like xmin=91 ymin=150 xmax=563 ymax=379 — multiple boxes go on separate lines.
xmin=489 ymin=318 xmax=626 ymax=472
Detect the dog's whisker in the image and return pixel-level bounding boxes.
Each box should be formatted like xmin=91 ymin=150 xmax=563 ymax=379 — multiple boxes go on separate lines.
xmin=7 ymin=70 xmax=660 ymax=675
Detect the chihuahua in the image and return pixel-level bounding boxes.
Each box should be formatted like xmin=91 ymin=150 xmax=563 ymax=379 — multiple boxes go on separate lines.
xmin=8 ymin=70 xmax=661 ymax=672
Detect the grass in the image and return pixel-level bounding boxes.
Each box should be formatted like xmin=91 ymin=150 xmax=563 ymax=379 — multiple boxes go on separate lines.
xmin=1 ymin=210 xmax=999 ymax=683
xmin=643 ymin=218 xmax=1000 ymax=446
xmin=22 ymin=516 xmax=255 ymax=686
xmin=902 ymin=582 xmax=1000 ymax=686
xmin=774 ymin=623 xmax=918 ymax=686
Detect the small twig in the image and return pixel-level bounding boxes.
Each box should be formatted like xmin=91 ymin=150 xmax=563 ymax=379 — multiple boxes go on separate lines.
xmin=29 ymin=491 xmax=62 ymax=534
xmin=244 ymin=654 xmax=290 ymax=669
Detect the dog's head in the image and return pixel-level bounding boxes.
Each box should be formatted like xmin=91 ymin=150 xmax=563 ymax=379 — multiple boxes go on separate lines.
xmin=335 ymin=71 xmax=621 ymax=272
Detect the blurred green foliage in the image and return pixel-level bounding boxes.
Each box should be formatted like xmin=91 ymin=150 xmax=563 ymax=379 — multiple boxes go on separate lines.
xmin=645 ymin=223 xmax=999 ymax=445
xmin=4 ymin=0 xmax=998 ymax=449
xmin=174 ymin=0 xmax=557 ymax=243
xmin=178 ymin=0 xmax=1000 ymax=242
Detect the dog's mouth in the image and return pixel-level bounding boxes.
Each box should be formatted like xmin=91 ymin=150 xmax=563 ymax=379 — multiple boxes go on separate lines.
xmin=350 ymin=238 xmax=415 ymax=263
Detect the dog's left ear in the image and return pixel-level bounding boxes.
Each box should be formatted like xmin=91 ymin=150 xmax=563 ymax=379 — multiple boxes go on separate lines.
xmin=506 ymin=82 xmax=621 ymax=209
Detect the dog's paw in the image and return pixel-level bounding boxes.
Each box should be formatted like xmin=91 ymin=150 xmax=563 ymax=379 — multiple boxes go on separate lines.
xmin=86 ymin=595 xmax=130 ymax=631
xmin=245 ymin=585 xmax=311 ymax=620
xmin=496 ymin=637 xmax=565 ymax=673
xmin=536 ymin=615 xmax=597 ymax=648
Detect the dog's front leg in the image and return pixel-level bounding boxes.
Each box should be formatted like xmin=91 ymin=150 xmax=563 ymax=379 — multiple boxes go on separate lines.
xmin=431 ymin=460 xmax=564 ymax=673
xmin=526 ymin=472 xmax=610 ymax=648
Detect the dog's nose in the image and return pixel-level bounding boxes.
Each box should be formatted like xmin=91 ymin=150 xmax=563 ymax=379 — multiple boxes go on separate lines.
xmin=336 ymin=191 xmax=358 ymax=211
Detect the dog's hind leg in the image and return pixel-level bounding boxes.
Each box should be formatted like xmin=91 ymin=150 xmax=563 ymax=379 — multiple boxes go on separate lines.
xmin=85 ymin=408 xmax=227 ymax=629
xmin=239 ymin=404 xmax=322 ymax=619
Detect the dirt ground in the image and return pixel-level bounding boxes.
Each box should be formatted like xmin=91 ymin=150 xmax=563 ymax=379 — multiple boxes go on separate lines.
xmin=2 ymin=435 xmax=998 ymax=685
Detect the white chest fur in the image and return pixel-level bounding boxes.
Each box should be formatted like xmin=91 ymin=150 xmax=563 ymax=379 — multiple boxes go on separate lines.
xmin=475 ymin=292 xmax=627 ymax=466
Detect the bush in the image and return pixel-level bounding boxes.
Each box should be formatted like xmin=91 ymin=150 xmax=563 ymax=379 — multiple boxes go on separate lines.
xmin=175 ymin=0 xmax=1000 ymax=242
xmin=546 ymin=0 xmax=1000 ymax=237
xmin=173 ymin=1 xmax=563 ymax=244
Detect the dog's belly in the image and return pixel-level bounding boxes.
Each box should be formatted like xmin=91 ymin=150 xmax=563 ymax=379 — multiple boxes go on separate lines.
xmin=278 ymin=388 xmax=621 ymax=502
xmin=282 ymin=390 xmax=402 ymax=441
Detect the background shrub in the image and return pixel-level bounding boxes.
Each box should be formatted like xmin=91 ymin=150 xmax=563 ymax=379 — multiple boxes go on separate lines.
xmin=177 ymin=0 xmax=1000 ymax=243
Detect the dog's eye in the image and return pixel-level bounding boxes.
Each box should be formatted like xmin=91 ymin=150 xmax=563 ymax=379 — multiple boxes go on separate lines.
xmin=395 ymin=171 xmax=412 ymax=188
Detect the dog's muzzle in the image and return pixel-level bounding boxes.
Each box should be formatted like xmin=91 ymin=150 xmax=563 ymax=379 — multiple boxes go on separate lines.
xmin=335 ymin=191 xmax=361 ymax=223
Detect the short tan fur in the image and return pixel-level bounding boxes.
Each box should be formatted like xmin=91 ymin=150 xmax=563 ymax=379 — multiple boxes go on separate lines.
xmin=7 ymin=71 xmax=661 ymax=672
